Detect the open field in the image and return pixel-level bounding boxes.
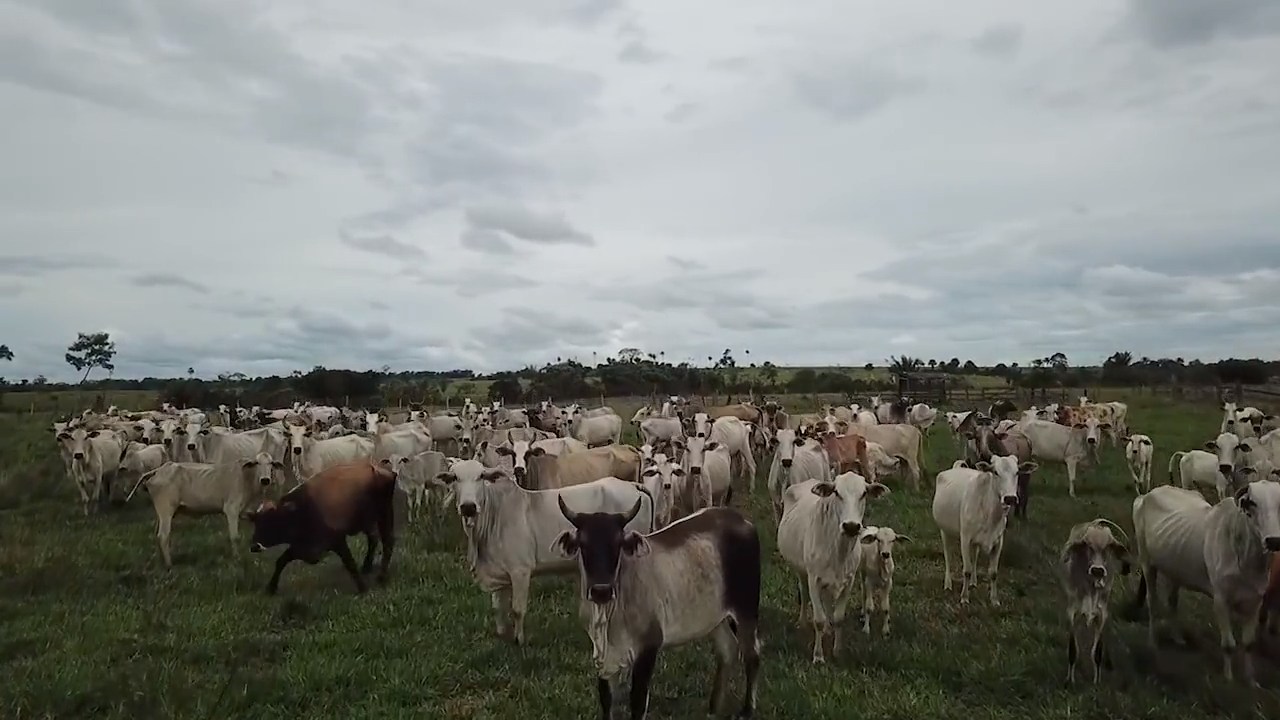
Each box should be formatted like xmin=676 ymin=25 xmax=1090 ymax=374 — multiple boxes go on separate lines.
xmin=2 ymin=395 xmax=1279 ymax=719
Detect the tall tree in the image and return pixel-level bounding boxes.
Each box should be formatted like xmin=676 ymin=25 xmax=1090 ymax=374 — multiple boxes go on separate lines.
xmin=0 ymin=344 xmax=12 ymax=362
xmin=65 ymin=331 xmax=117 ymax=383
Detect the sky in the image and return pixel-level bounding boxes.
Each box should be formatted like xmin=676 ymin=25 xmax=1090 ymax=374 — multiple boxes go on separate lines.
xmin=2 ymin=0 xmax=1279 ymax=381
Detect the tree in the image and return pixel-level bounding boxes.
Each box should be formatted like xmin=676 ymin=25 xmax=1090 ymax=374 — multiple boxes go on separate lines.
xmin=617 ymin=348 xmax=642 ymax=363
xmin=0 ymin=344 xmax=12 ymax=362
xmin=864 ymin=363 xmax=874 ymax=371
xmin=962 ymin=360 xmax=978 ymax=371
xmin=65 ymin=331 xmax=117 ymax=383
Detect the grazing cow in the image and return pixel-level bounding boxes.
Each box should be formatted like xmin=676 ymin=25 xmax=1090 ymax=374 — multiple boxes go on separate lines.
xmin=245 ymin=461 xmax=397 ymax=594
xmin=284 ymin=424 xmax=375 ymax=482
xmin=855 ymin=526 xmax=911 ymax=637
xmin=117 ymin=442 xmax=169 ymax=488
xmin=381 ymin=450 xmax=449 ymax=524
xmin=127 ymin=453 xmax=283 ymax=567
xmin=638 ymin=416 xmax=684 ymax=447
xmin=933 ymin=456 xmax=1034 ymax=605
xmin=56 ymin=428 xmax=126 ymax=514
xmin=639 ymin=453 xmax=680 ymax=528
xmin=522 ymin=444 xmax=641 ymax=490
xmin=673 ymin=435 xmax=733 ymax=514
xmin=778 ymin=472 xmax=890 ymax=663
xmin=842 ymin=423 xmax=924 ymax=491
xmin=438 ymin=459 xmax=654 ymax=644
xmin=552 ymin=503 xmax=762 ymax=720
xmin=1132 ymin=482 xmax=1280 ymax=684
xmin=1017 ymin=419 xmax=1099 ymax=498
xmin=766 ymin=429 xmax=831 ymax=520
xmin=568 ymin=411 xmax=623 ymax=447
xmin=1059 ymin=518 xmax=1130 ymax=685
xmin=1123 ymin=435 xmax=1155 ymax=494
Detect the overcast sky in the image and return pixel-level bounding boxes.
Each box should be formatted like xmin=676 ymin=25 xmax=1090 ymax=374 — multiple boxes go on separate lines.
xmin=2 ymin=1 xmax=1279 ymax=381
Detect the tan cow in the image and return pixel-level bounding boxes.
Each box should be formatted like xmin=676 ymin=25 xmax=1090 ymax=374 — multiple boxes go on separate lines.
xmin=525 ymin=444 xmax=643 ymax=490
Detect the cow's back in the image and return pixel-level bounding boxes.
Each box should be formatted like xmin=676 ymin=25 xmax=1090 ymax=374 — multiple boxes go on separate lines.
xmin=303 ymin=462 xmax=396 ymax=532
xmin=1134 ymin=487 xmax=1213 ymax=593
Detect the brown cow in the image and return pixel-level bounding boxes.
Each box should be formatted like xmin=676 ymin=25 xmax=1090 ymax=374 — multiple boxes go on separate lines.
xmin=706 ymin=403 xmax=763 ymax=424
xmin=245 ymin=461 xmax=397 ymax=595
xmin=819 ymin=433 xmax=869 ymax=476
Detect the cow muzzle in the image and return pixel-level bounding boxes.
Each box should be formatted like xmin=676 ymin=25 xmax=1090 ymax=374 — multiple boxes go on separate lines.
xmin=588 ymin=583 xmax=615 ymax=604
xmin=292 ymin=447 xmax=303 ymax=455
xmin=1219 ymin=464 xmax=1233 ymax=476
xmin=459 ymin=502 xmax=478 ymax=518
xmin=1001 ymin=495 xmax=1018 ymax=507
xmin=689 ymin=466 xmax=702 ymax=476
xmin=780 ymin=458 xmax=793 ymax=468
xmin=513 ymin=467 xmax=526 ymax=481
xmin=1265 ymin=536 xmax=1280 ymax=552
xmin=250 ymin=543 xmax=265 ymax=553
xmin=1086 ymin=438 xmax=1097 ymax=446
xmin=841 ymin=521 xmax=861 ymax=537
xmin=73 ymin=452 xmax=85 ymax=460
xmin=880 ymin=551 xmax=891 ymax=560
xmin=1088 ymin=565 xmax=1106 ymax=579
xmin=259 ymin=477 xmax=271 ymax=487
xmin=186 ymin=444 xmax=196 ymax=451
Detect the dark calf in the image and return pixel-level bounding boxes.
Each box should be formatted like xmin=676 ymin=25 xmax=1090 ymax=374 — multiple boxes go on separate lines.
xmin=245 ymin=461 xmax=397 ymax=595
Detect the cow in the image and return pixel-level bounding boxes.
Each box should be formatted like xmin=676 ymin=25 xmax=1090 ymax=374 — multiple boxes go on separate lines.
xmin=568 ymin=411 xmax=623 ymax=447
xmin=873 ymin=397 xmax=909 ymax=424
xmin=778 ymin=471 xmax=890 ymax=663
xmin=933 ymin=455 xmax=1035 ymax=605
xmin=907 ymin=403 xmax=938 ymax=432
xmin=523 ymin=444 xmax=642 ymax=490
xmin=552 ymin=503 xmax=762 ymax=720
xmin=487 ymin=436 xmax=590 ymax=479
xmin=965 ymin=418 xmax=1036 ymax=517
xmin=284 ymin=424 xmax=375 ymax=483
xmin=638 ymin=416 xmax=684 ymax=447
xmin=638 ymin=453 xmax=680 ymax=528
xmin=117 ymin=442 xmax=169 ymax=489
xmin=126 ymin=452 xmax=284 ymax=567
xmin=196 ymin=426 xmax=286 ymax=467
xmin=56 ymin=428 xmax=126 ymax=514
xmin=244 ymin=461 xmax=397 ymax=595
xmin=841 ymin=423 xmax=924 ymax=491
xmin=1132 ymin=482 xmax=1280 ymax=684
xmin=369 ymin=424 xmax=433 ymax=463
xmin=766 ymin=428 xmax=831 ymax=520
xmin=437 ymin=459 xmax=654 ymax=644
xmin=1017 ymin=418 xmax=1100 ymax=498
xmin=380 ymin=450 xmax=449 ymax=524
xmin=1057 ymin=405 xmax=1119 ymax=448
xmin=673 ymin=435 xmax=733 ymax=514
xmin=702 ymin=416 xmax=758 ymax=490
xmin=1169 ymin=449 xmax=1239 ymax=502
xmin=1204 ymin=431 xmax=1250 ymax=481
xmin=855 ymin=526 xmax=911 ymax=637
xmin=1261 ymin=552 xmax=1280 ymax=641
xmin=1059 ymin=518 xmax=1130 ymax=685
xmin=1123 ymin=434 xmax=1155 ymax=495
xmin=817 ymin=433 xmax=869 ymax=476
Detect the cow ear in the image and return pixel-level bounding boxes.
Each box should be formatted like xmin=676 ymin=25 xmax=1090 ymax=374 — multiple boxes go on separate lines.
xmin=1204 ymin=441 xmax=1218 ymax=451
xmin=481 ymin=469 xmax=505 ymax=483
xmin=529 ymin=446 xmax=547 ymax=457
xmin=865 ymin=482 xmax=891 ymax=499
xmin=1141 ymin=438 xmax=1152 ymax=446
xmin=895 ymin=534 xmax=913 ymax=544
xmin=622 ymin=532 xmax=651 ymax=558
xmin=433 ymin=472 xmax=455 ymax=486
xmin=1072 ymin=423 xmax=1086 ymax=430
xmin=704 ymin=441 xmax=720 ymax=452
xmin=859 ymin=533 xmax=878 ymax=545
xmin=550 ymin=530 xmax=578 ymax=557
xmin=271 ymin=461 xmax=284 ymax=469
xmin=672 ymin=467 xmax=686 ymax=477
xmin=975 ymin=461 xmax=993 ymax=473
xmin=811 ymin=482 xmax=837 ymax=498
xmin=88 ymin=430 xmax=101 ymax=438
xmin=1018 ymin=461 xmax=1039 ymax=474
xmin=241 ymin=460 xmax=256 ymax=469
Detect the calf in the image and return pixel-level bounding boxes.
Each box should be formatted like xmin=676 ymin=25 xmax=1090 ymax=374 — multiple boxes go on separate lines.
xmin=128 ymin=453 xmax=283 ymax=567
xmin=1123 ymin=435 xmax=1154 ymax=494
xmin=245 ymin=461 xmax=397 ymax=594
xmin=818 ymin=433 xmax=869 ymax=477
xmin=1059 ymin=518 xmax=1130 ymax=685
xmin=933 ymin=455 xmax=1034 ymax=605
xmin=553 ymin=503 xmax=762 ymax=720
xmin=1133 ymin=482 xmax=1280 ymax=684
xmin=439 ymin=459 xmax=654 ymax=644
xmin=381 ymin=450 xmax=448 ymax=524
xmin=778 ymin=472 xmax=890 ymax=663
xmin=855 ymin=526 xmax=911 ymax=637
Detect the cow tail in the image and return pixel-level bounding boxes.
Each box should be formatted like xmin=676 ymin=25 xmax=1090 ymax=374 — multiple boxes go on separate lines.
xmin=1167 ymin=451 xmax=1186 ymax=486
xmin=125 ymin=466 xmax=162 ymax=503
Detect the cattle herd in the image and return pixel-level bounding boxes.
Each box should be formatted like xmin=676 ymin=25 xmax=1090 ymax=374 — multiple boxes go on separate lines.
xmin=43 ymin=393 xmax=1280 ymax=716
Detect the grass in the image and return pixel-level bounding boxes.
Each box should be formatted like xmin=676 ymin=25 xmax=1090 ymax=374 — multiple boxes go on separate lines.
xmin=2 ymin=395 xmax=1279 ymax=719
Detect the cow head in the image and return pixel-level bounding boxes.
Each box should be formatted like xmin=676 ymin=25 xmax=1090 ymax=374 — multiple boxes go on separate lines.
xmin=974 ymin=455 xmax=1034 ymax=508
xmin=808 ymin=471 xmax=890 ymax=537
xmin=1205 ymin=432 xmax=1245 ymax=478
xmin=58 ymin=428 xmax=101 ymax=462
xmin=433 ymin=459 xmax=506 ymax=528
xmin=681 ymin=435 xmax=721 ymax=479
xmin=552 ymin=495 xmax=647 ymax=605
xmin=1236 ymin=480 xmax=1280 ymax=552
xmin=693 ymin=412 xmax=711 ymax=438
xmin=859 ymin=526 xmax=911 ymax=565
xmin=1060 ymin=519 xmax=1130 ymax=587
xmin=241 ymin=451 xmax=284 ymax=487
xmin=1124 ymin=435 xmax=1153 ymax=464
xmin=630 ymin=406 xmax=651 ymax=426
xmin=770 ymin=428 xmax=805 ymax=469
xmin=1072 ymin=417 xmax=1110 ymax=447
xmin=495 ymin=440 xmax=536 ymax=483
xmin=245 ymin=500 xmax=299 ymax=551
xmin=285 ymin=422 xmax=313 ymax=457
xmin=640 ymin=453 xmax=680 ymax=527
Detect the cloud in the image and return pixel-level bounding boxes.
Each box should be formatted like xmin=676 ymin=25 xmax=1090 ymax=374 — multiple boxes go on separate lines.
xmin=132 ymin=273 xmax=210 ymax=294
xmin=463 ymin=203 xmax=595 ymax=246
xmin=3 ymin=1 xmax=1280 ymax=380
xmin=971 ymin=24 xmax=1024 ymax=58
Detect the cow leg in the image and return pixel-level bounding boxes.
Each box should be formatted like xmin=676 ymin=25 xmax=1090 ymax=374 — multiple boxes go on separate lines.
xmin=157 ymin=509 xmax=175 ymax=568
xmin=794 ymin=574 xmax=808 ymax=628
xmin=595 ymin=676 xmax=612 ymax=720
xmin=510 ymin=570 xmax=531 ymax=645
xmin=361 ymin=532 xmax=378 ymax=574
xmin=880 ymin=587 xmax=893 ymax=637
xmin=629 ymin=646 xmax=659 ymax=720
xmin=808 ymin=576 xmax=830 ymax=664
xmin=740 ymin=449 xmax=757 ymax=490
xmin=222 ymin=508 xmax=240 ymax=556
xmin=939 ymin=530 xmax=954 ymax=592
xmin=1240 ymin=599 xmax=1262 ymax=687
xmin=266 ymin=546 xmax=299 ymax=595
xmin=708 ymin=622 xmax=736 ymax=716
xmin=491 ymin=589 xmax=513 ymax=639
xmin=377 ymin=512 xmax=395 ymax=585
xmin=831 ymin=580 xmax=853 ymax=655
xmin=1066 ymin=619 xmax=1078 ymax=685
xmin=1066 ymin=458 xmax=1078 ymax=498
xmin=959 ymin=537 xmax=976 ymax=605
xmin=861 ymin=580 xmax=873 ymax=635
xmin=1142 ymin=567 xmax=1160 ymax=649
xmin=987 ymin=537 xmax=1004 ymax=607
xmin=1211 ymin=596 xmax=1239 ymax=682
xmin=1090 ymin=625 xmax=1104 ymax=684
xmin=333 ymin=538 xmax=368 ymax=594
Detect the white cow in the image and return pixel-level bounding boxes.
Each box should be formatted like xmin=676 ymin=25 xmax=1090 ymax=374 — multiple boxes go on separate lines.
xmin=567 ymin=411 xmax=622 ymax=447
xmin=57 ymin=428 xmax=127 ymax=514
xmin=382 ymin=450 xmax=449 ymax=524
xmin=117 ymin=442 xmax=169 ymax=488
xmin=284 ymin=425 xmax=374 ymax=483
xmin=933 ymin=455 xmax=1035 ymax=605
xmin=638 ymin=452 xmax=680 ymax=528
xmin=126 ymin=454 xmax=283 ymax=567
xmin=1017 ymin=418 xmax=1099 ymax=497
xmin=855 ymin=525 xmax=911 ymax=637
xmin=674 ymin=435 xmax=733 ymax=514
xmin=1170 ymin=450 xmax=1236 ymax=502
xmin=907 ymin=403 xmax=938 ymax=431
xmin=778 ymin=472 xmax=890 ymax=663
xmin=196 ymin=427 xmax=286 ymax=467
xmin=370 ymin=424 xmax=433 ymax=462
xmin=705 ymin=416 xmax=758 ymax=490
xmin=638 ymin=416 xmax=684 ymax=447
xmin=1123 ymin=434 xmax=1155 ymax=494
xmin=842 ymin=423 xmax=924 ymax=490
xmin=1133 ymin=482 xmax=1280 ymax=684
xmin=487 ymin=436 xmax=589 ymax=482
xmin=434 ymin=459 xmax=653 ymax=644
xmin=766 ymin=429 xmax=830 ymax=520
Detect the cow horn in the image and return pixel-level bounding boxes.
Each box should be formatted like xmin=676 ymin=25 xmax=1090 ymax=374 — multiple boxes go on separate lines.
xmin=557 ymin=494 xmax=580 ymax=526
xmin=622 ymin=495 xmax=644 ymax=525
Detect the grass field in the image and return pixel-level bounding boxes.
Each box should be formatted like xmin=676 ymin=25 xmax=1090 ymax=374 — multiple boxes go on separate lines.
xmin=2 ymin=395 xmax=1278 ymax=719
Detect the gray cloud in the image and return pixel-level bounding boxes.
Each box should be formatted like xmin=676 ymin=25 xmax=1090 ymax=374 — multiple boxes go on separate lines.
xmin=665 ymin=102 xmax=697 ymax=123
xmin=792 ymin=61 xmax=925 ymax=121
xmin=1123 ymin=0 xmax=1280 ymax=48
xmin=460 ymin=228 xmax=517 ymax=255
xmin=619 ymin=40 xmax=662 ymax=64
xmin=972 ymin=24 xmax=1023 ymax=58
xmin=464 ymin=203 xmax=595 ymax=246
xmin=132 ymin=273 xmax=210 ymax=294
xmin=0 ymin=254 xmax=112 ymax=275
xmin=339 ymin=230 xmax=427 ymax=261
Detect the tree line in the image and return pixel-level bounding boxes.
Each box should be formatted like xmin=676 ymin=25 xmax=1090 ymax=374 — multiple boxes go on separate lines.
xmin=0 ymin=335 xmax=1277 ymax=411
